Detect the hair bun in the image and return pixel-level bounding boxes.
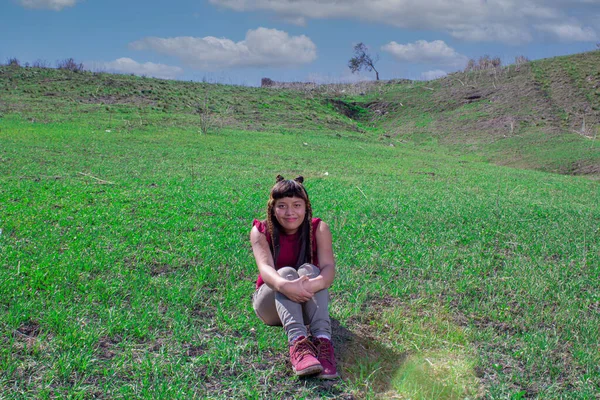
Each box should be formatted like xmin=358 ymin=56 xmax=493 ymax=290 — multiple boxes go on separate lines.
xmin=276 ymin=174 xmax=285 ymax=182
xmin=294 ymin=176 xmax=304 ymax=184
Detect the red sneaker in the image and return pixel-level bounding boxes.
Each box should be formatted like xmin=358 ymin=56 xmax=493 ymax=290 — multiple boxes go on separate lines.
xmin=289 ymin=336 xmax=323 ymax=376
xmin=314 ymin=337 xmax=339 ymax=379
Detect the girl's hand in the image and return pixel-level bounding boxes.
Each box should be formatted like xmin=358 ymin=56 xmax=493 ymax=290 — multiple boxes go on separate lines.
xmin=302 ymin=278 xmax=321 ymax=294
xmin=279 ymin=276 xmax=314 ymax=303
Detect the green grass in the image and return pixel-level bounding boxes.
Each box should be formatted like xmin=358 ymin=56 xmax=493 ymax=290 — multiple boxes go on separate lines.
xmin=0 ymin=66 xmax=361 ymax=135
xmin=1 ymin=53 xmax=599 ymax=397
xmin=1 ymin=109 xmax=599 ymax=398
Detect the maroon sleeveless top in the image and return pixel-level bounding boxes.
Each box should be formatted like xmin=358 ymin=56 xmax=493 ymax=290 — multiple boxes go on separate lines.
xmin=252 ymin=218 xmax=321 ymax=288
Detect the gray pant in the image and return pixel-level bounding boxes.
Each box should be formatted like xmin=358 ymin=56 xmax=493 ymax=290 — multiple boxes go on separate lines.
xmin=253 ymin=263 xmax=331 ymax=342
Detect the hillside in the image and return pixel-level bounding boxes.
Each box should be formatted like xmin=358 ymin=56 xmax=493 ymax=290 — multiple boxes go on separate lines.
xmin=1 ymin=51 xmax=599 ymax=176
xmin=338 ymin=51 xmax=600 ymax=176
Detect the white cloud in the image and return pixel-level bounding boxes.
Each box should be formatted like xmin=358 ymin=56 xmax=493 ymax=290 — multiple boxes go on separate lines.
xmin=448 ymin=23 xmax=533 ymax=44
xmin=382 ymin=40 xmax=468 ymax=67
xmin=129 ymin=27 xmax=317 ymax=70
xmin=282 ymin=15 xmax=307 ymax=26
xmin=91 ymin=58 xmax=184 ymax=79
xmin=209 ymin=0 xmax=600 ymax=44
xmin=535 ymin=23 xmax=597 ymax=42
xmin=19 ymin=0 xmax=78 ymax=10
xmin=421 ymin=70 xmax=447 ymax=81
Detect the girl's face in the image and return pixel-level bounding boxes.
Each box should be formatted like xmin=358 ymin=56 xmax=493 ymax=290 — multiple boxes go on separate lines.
xmin=274 ymin=196 xmax=306 ymax=234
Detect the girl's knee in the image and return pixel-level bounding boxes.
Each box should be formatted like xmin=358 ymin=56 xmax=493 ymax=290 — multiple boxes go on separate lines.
xmin=298 ymin=263 xmax=320 ymax=278
xmin=278 ymin=266 xmax=299 ymax=281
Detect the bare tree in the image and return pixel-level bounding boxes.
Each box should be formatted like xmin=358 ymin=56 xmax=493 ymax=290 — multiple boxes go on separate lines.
xmin=515 ymin=55 xmax=530 ymax=65
xmin=56 ymin=58 xmax=84 ymax=72
xmin=7 ymin=57 xmax=20 ymax=67
xmin=464 ymin=58 xmax=476 ymax=72
xmin=32 ymin=59 xmax=50 ymax=68
xmin=464 ymin=55 xmax=503 ymax=72
xmin=348 ymin=43 xmax=380 ymax=80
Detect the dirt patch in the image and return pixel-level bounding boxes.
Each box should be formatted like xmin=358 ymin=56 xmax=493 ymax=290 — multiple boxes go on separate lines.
xmin=190 ymin=298 xmax=217 ymax=320
xmin=78 ymin=94 xmax=156 ymax=107
xmin=429 ymin=61 xmax=598 ymax=140
xmin=565 ymin=160 xmax=600 ymax=175
xmin=97 ymin=335 xmax=122 ymax=360
xmin=149 ymin=260 xmax=173 ymax=277
xmin=364 ymin=100 xmax=400 ymax=118
xmin=325 ymin=99 xmax=370 ymax=120
xmin=184 ymin=343 xmax=207 ymax=358
xmin=471 ymin=316 xmax=523 ymax=336
xmin=539 ymin=58 xmax=600 ymax=132
xmin=15 ymin=320 xmax=41 ymax=337
xmin=148 ymin=338 xmax=165 ymax=353
xmin=11 ymin=320 xmax=53 ymax=357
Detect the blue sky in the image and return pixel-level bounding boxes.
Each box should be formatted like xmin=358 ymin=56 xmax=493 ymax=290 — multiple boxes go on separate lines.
xmin=1 ymin=0 xmax=599 ymax=85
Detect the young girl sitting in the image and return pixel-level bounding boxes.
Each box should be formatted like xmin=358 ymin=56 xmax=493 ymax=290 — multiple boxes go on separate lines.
xmin=250 ymin=175 xmax=338 ymax=379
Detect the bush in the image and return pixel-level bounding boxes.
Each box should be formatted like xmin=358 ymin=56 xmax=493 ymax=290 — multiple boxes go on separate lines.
xmin=32 ymin=59 xmax=50 ymax=68
xmin=6 ymin=57 xmax=20 ymax=67
xmin=464 ymin=55 xmax=503 ymax=72
xmin=261 ymin=77 xmax=274 ymax=87
xmin=56 ymin=58 xmax=85 ymax=72
xmin=515 ymin=55 xmax=530 ymax=65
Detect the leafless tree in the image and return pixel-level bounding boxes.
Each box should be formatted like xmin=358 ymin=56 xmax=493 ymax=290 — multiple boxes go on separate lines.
xmin=464 ymin=55 xmax=503 ymax=72
xmin=7 ymin=57 xmax=20 ymax=67
xmin=56 ymin=58 xmax=85 ymax=72
xmin=32 ymin=59 xmax=50 ymax=68
xmin=515 ymin=55 xmax=530 ymax=65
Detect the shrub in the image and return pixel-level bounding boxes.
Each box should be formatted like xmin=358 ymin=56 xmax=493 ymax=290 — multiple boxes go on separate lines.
xmin=465 ymin=59 xmax=476 ymax=72
xmin=515 ymin=55 xmax=530 ymax=65
xmin=56 ymin=58 xmax=85 ymax=72
xmin=261 ymin=77 xmax=274 ymax=87
xmin=464 ymin=55 xmax=503 ymax=72
xmin=7 ymin=57 xmax=20 ymax=67
xmin=32 ymin=59 xmax=50 ymax=68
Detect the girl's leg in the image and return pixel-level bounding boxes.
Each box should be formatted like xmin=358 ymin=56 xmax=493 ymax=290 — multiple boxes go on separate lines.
xmin=275 ymin=267 xmax=309 ymax=342
xmin=252 ymin=283 xmax=281 ymax=326
xmin=257 ymin=267 xmax=322 ymax=376
xmin=298 ymin=263 xmax=332 ymax=339
xmin=298 ymin=263 xmax=338 ymax=379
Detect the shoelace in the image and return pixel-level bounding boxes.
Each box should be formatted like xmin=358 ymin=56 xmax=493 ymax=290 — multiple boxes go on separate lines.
xmin=293 ymin=338 xmax=316 ymax=360
xmin=317 ymin=339 xmax=333 ymax=361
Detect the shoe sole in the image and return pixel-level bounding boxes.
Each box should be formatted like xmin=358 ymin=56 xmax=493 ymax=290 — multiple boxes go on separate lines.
xmin=317 ymin=372 xmax=339 ymax=380
xmin=293 ymin=364 xmax=323 ymax=377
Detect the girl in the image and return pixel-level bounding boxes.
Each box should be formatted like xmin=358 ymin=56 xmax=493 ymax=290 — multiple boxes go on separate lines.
xmin=250 ymin=175 xmax=338 ymax=379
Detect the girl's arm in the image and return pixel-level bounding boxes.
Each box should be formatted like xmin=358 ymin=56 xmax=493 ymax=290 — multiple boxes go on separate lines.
xmin=304 ymin=221 xmax=336 ymax=293
xmin=250 ymin=226 xmax=313 ymax=303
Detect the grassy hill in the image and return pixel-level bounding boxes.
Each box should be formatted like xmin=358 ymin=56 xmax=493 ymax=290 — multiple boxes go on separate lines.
xmin=332 ymin=51 xmax=600 ymax=176
xmin=1 ymin=51 xmax=599 ymax=177
xmin=0 ymin=53 xmax=599 ymax=398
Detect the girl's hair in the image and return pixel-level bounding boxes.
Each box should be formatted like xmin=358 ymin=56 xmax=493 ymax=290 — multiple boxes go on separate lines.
xmin=266 ymin=174 xmax=313 ymax=267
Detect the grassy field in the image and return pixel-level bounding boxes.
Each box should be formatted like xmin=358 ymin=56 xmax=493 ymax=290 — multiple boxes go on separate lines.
xmin=1 ymin=111 xmax=598 ymax=399
xmin=1 ymin=54 xmax=599 ymax=398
